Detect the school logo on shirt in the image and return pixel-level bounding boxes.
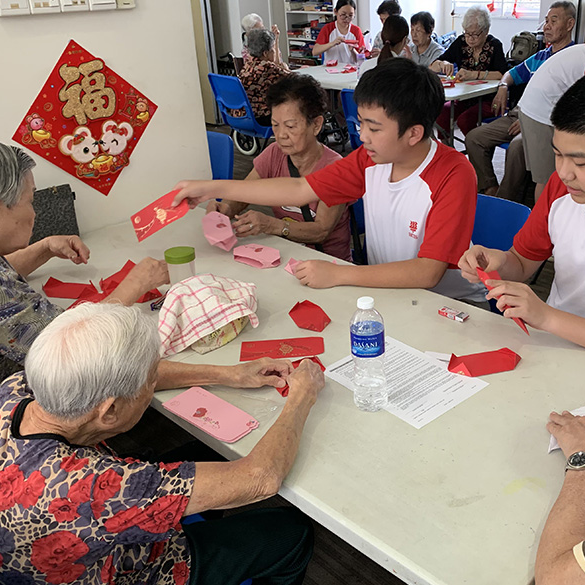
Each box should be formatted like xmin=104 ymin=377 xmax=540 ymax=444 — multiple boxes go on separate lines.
xmin=409 ymin=220 xmax=419 ymax=239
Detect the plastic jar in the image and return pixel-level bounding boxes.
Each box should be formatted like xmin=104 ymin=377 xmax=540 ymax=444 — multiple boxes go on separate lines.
xmin=164 ymin=246 xmax=196 ymax=286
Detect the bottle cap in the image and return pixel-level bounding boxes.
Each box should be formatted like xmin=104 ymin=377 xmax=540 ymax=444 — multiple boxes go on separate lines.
xmin=164 ymin=246 xmax=195 ymax=265
xmin=357 ymin=296 xmax=374 ymax=310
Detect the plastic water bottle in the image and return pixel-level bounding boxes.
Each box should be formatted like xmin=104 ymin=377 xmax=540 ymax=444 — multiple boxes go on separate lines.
xmin=350 ymin=296 xmax=387 ymax=412
xmin=356 ymin=51 xmax=366 ymax=80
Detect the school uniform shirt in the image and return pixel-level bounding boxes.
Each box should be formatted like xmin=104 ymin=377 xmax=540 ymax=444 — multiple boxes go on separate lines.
xmin=513 ymin=172 xmax=585 ymax=317
xmin=315 ymin=21 xmax=365 ymax=64
xmin=305 ymin=140 xmax=486 ymax=302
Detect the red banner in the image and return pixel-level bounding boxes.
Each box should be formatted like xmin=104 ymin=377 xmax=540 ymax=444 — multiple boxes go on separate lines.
xmin=13 ymin=39 xmax=157 ymax=196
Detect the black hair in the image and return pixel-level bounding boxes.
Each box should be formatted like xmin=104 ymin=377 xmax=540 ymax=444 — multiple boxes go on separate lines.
xmin=335 ymin=0 xmax=356 ymax=11
xmin=378 ymin=15 xmax=409 ymax=63
xmin=266 ymin=74 xmax=328 ymax=122
xmin=549 ymin=1 xmax=577 ymax=20
xmin=411 ymin=11 xmax=435 ymax=34
xmin=377 ymin=0 xmax=401 ymax=16
xmin=551 ymin=76 xmax=585 ymax=135
xmin=354 ymin=58 xmax=444 ymax=140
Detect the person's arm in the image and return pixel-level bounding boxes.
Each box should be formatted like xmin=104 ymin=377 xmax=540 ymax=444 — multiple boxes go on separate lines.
xmin=154 ymin=357 xmax=293 ymax=391
xmin=183 ymin=359 xmax=324 ymax=513
xmin=536 ymin=412 xmax=585 ymax=584
xmin=313 ymin=37 xmax=343 ymax=57
xmin=430 ymin=60 xmax=454 ymax=76
xmin=491 ymin=70 xmax=515 ymax=115
xmin=6 ymin=235 xmax=90 ymax=278
xmin=455 ymin=68 xmax=502 ymax=81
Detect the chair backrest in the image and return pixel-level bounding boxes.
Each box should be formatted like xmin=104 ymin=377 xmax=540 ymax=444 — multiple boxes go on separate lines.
xmin=340 ymin=89 xmax=362 ymax=150
xmin=472 ymin=194 xmax=531 ymax=251
xmin=233 ymin=56 xmax=244 ymax=75
xmin=206 ymin=131 xmax=234 ymax=180
xmin=349 ymin=198 xmax=367 ymax=264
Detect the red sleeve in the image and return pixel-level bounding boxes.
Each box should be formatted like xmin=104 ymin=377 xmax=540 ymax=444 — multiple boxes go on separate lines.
xmin=316 ymin=22 xmax=333 ymax=45
xmin=512 ymin=172 xmax=565 ymax=261
xmin=351 ymin=24 xmax=365 ymax=49
xmin=417 ymin=145 xmax=478 ymax=267
xmin=305 ymin=146 xmax=373 ymax=206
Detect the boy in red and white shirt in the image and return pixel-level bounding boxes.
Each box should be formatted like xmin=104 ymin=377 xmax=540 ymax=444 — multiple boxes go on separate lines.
xmin=459 ymin=76 xmax=585 ymax=347
xmin=172 ymin=59 xmax=484 ymax=302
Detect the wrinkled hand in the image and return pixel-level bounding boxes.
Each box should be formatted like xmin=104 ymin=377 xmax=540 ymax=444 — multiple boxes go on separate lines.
xmin=232 ymin=210 xmax=277 ymax=237
xmin=287 ymin=358 xmax=325 ymax=404
xmin=271 ymin=24 xmax=280 ymax=38
xmin=491 ymin=86 xmax=508 ymax=117
xmin=172 ymin=180 xmax=216 ymax=209
xmin=438 ymin=61 xmax=454 ymax=76
xmin=455 ymin=68 xmax=477 ymax=82
xmin=508 ymin=119 xmax=521 ymax=136
xmin=128 ymin=257 xmax=170 ymax=291
xmin=485 ymin=280 xmax=552 ymax=330
xmin=206 ymin=200 xmax=232 ymax=216
xmin=458 ymin=245 xmax=508 ymax=283
xmin=294 ymin=260 xmax=339 ymax=288
xmin=229 ymin=358 xmax=293 ymax=389
xmin=46 ymin=235 xmax=90 ymax=265
xmin=547 ymin=411 xmax=585 ymax=459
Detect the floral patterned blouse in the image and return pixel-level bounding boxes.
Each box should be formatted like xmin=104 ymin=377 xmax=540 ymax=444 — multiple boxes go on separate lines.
xmin=0 ymin=372 xmax=195 ymax=585
xmin=439 ymin=34 xmax=508 ymax=73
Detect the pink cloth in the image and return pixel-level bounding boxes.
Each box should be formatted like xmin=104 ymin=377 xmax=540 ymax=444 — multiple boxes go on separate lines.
xmin=253 ymin=142 xmax=352 ymax=261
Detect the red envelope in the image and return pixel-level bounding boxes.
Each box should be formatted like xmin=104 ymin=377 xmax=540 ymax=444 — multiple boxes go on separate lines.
xmin=233 ymin=244 xmax=281 ymax=269
xmin=100 ymin=260 xmax=161 ymax=303
xmin=476 ymin=268 xmax=530 ymax=335
xmin=289 ymin=300 xmax=331 ymax=332
xmin=43 ymin=277 xmax=98 ymax=300
xmin=342 ymin=65 xmax=357 ymax=73
xmin=448 ymin=347 xmax=521 ymax=377
xmin=325 ymin=59 xmax=338 ymax=66
xmin=131 ymin=189 xmax=189 ymax=242
xmin=240 ymin=337 xmax=324 ymax=361
xmin=202 ymin=211 xmax=238 ymax=251
xmin=277 ymin=356 xmax=326 ymax=397
xmin=343 ymin=39 xmax=360 ymax=46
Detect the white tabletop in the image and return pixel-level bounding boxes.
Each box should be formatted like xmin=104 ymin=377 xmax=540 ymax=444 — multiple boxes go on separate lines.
xmin=443 ymin=79 xmax=500 ymax=102
xmin=300 ymin=64 xmax=358 ymax=91
xmin=28 ymin=208 xmax=584 ymax=585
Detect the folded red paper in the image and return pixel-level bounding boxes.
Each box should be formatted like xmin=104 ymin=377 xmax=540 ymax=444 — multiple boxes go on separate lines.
xmin=240 ymin=336 xmax=324 ymax=361
xmin=131 ymin=189 xmax=190 ymax=242
xmin=100 ymin=260 xmax=161 ymax=303
xmin=476 ymin=267 xmax=530 ymax=335
xmin=289 ymin=300 xmax=331 ymax=332
xmin=448 ymin=347 xmax=521 ymax=377
xmin=42 ymin=277 xmax=98 ymax=300
xmin=277 ymin=356 xmax=326 ymax=397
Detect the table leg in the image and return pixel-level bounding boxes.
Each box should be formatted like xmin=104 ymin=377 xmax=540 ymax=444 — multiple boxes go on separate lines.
xmin=449 ymin=101 xmax=455 ymax=147
xmin=477 ymin=96 xmax=483 ymax=126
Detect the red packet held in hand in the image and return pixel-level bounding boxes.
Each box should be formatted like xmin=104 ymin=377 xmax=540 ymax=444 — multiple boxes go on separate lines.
xmin=233 ymin=244 xmax=280 ymax=268
xmin=131 ymin=189 xmax=189 ymax=242
xmin=162 ymin=386 xmax=259 ymax=443
xmin=43 ymin=278 xmax=98 ymax=300
xmin=101 ymin=260 xmax=162 ymax=303
xmin=448 ymin=347 xmax=521 ymax=377
xmin=278 ymin=356 xmax=326 ymax=397
xmin=240 ymin=336 xmax=324 ymax=361
xmin=476 ymin=267 xmax=530 ymax=335
xmin=289 ymin=300 xmax=331 ymax=332
xmin=202 ymin=211 xmax=238 ymax=251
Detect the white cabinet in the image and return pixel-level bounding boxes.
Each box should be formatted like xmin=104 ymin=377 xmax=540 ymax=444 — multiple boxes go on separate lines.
xmin=0 ymin=0 xmax=30 ymax=15
xmin=29 ymin=0 xmax=60 ymax=14
xmin=59 ymin=0 xmax=89 ymax=11
xmin=284 ymin=2 xmax=333 ymax=66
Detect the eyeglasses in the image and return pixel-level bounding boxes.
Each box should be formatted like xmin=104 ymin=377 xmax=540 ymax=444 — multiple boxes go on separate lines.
xmin=464 ymin=30 xmax=485 ymax=39
xmin=337 ymin=12 xmax=355 ymax=20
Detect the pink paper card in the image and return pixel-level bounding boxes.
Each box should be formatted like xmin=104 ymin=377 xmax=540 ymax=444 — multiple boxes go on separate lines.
xmin=233 ymin=244 xmax=281 ymax=268
xmin=466 ymin=80 xmax=488 ymax=85
xmin=202 ymin=211 xmax=238 ymax=251
xmin=284 ymin=258 xmax=301 ymax=275
xmin=325 ymin=59 xmax=338 ymax=66
xmin=131 ymin=189 xmax=189 ymax=242
xmin=162 ymin=386 xmax=259 ymax=443
xmin=326 ymin=68 xmax=341 ymax=74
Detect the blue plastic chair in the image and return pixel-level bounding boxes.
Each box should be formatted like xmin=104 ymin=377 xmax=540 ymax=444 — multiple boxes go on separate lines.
xmin=206 ymin=131 xmax=234 ymax=180
xmin=340 ymin=89 xmax=362 ymax=150
xmin=349 ymin=198 xmax=367 ymax=265
xmin=182 ymin=514 xmax=252 ymax=585
xmin=208 ymin=73 xmax=273 ymax=157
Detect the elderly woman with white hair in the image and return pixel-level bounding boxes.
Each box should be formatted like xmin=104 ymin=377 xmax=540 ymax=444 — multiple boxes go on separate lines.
xmin=0 ymin=143 xmax=292 ymax=390
xmin=430 ymin=6 xmax=508 ymax=136
xmin=0 ymin=302 xmax=323 ymax=584
xmin=241 ymin=12 xmax=282 ymax=62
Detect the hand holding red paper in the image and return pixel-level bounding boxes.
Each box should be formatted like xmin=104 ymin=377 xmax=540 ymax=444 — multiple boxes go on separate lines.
xmin=229 ymin=358 xmax=293 ymax=390
xmin=131 ymin=190 xmax=189 ymax=242
xmin=278 ymin=356 xmax=326 ymax=397
xmin=172 ymin=180 xmax=217 ymax=210
xmin=458 ymin=245 xmax=508 ymax=283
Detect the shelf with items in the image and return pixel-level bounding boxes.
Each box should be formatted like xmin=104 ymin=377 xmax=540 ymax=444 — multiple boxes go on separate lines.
xmin=285 ymin=2 xmax=333 ymax=66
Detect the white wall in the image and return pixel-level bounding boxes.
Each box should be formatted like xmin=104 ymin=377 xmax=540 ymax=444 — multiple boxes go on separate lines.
xmin=0 ymin=0 xmax=210 ymax=234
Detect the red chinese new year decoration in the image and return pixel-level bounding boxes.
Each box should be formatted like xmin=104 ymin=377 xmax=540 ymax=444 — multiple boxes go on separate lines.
xmin=13 ymin=39 xmax=157 ymax=196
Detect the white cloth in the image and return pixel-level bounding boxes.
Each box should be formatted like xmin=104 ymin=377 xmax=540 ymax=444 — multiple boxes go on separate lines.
xmin=518 ymin=44 xmax=585 ymax=126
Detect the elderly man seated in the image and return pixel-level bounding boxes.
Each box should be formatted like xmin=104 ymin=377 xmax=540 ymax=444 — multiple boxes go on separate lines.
xmin=0 ymin=302 xmax=324 ymax=584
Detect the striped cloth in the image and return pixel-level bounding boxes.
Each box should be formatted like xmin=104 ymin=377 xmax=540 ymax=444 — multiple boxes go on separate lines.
xmin=158 ymin=274 xmax=259 ymax=357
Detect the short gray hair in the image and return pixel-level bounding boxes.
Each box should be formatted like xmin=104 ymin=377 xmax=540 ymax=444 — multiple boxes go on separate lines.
xmin=241 ymin=13 xmax=263 ymax=33
xmin=550 ymin=1 xmax=577 ymax=20
xmin=25 ymin=303 xmax=161 ymax=420
xmin=0 ymin=143 xmax=36 ymax=209
xmin=462 ymin=6 xmax=491 ymax=32
xmin=247 ymin=28 xmax=275 ymax=58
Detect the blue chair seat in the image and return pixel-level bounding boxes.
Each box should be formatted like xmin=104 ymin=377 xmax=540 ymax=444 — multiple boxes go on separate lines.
xmin=340 ymin=89 xmax=362 ymax=150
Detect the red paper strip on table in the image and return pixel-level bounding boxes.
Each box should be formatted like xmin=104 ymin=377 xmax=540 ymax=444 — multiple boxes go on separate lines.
xmin=42 ymin=277 xmax=98 ymax=300
xmin=289 ymin=300 xmax=331 ymax=332
xmin=240 ymin=337 xmax=324 ymax=361
xmin=277 ymin=356 xmax=326 ymax=397
xmin=448 ymin=347 xmax=521 ymax=377
xmin=131 ymin=190 xmax=189 ymax=242
xmin=13 ymin=39 xmax=157 ymax=196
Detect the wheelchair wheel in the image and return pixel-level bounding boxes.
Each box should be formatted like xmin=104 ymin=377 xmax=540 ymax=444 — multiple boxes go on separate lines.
xmin=232 ymin=131 xmax=259 ymax=156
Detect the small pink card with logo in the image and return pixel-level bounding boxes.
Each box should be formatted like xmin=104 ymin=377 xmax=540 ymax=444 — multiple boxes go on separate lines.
xmin=162 ymin=387 xmax=259 ymax=443
xmin=233 ymin=244 xmax=281 ymax=268
xmin=202 ymin=211 xmax=238 ymax=251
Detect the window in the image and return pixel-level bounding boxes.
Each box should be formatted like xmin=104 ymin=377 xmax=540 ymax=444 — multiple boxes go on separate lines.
xmin=451 ymin=1 xmax=540 ymax=20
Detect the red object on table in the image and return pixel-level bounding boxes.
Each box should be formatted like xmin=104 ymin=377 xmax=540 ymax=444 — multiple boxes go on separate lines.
xmin=289 ymin=300 xmax=331 ymax=332
xmin=240 ymin=337 xmax=324 ymax=361
xmin=448 ymin=348 xmax=521 ymax=377
xmin=277 ymin=356 xmax=326 ymax=397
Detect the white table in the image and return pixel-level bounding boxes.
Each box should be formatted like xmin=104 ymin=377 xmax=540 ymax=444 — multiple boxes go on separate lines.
xmin=29 ymin=208 xmax=585 ymax=585
xmin=300 ymin=63 xmax=358 ymax=91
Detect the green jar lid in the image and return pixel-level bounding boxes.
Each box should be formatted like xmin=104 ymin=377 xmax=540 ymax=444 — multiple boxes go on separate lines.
xmin=164 ymin=246 xmax=195 ymax=264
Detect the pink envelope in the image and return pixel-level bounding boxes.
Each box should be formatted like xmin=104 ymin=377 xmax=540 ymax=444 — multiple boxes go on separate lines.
xmin=202 ymin=211 xmax=238 ymax=251
xmin=233 ymin=244 xmax=281 ymax=268
xmin=284 ymin=258 xmax=301 ymax=275
xmin=326 ymin=68 xmax=341 ymax=74
xmin=162 ymin=386 xmax=259 ymax=443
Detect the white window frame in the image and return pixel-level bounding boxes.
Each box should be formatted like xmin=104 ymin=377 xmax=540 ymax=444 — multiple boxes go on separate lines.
xmin=451 ymin=1 xmax=540 ymax=20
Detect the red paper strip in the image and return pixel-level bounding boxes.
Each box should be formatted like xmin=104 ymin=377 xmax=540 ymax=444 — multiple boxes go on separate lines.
xmin=131 ymin=190 xmax=189 ymax=242
xmin=476 ymin=268 xmax=530 ymax=335
xmin=278 ymin=356 xmax=326 ymax=397
xmin=289 ymin=300 xmax=331 ymax=332
xmin=240 ymin=337 xmax=324 ymax=362
xmin=100 ymin=260 xmax=161 ymax=303
xmin=448 ymin=347 xmax=521 ymax=377
xmin=43 ymin=277 xmax=98 ymax=299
